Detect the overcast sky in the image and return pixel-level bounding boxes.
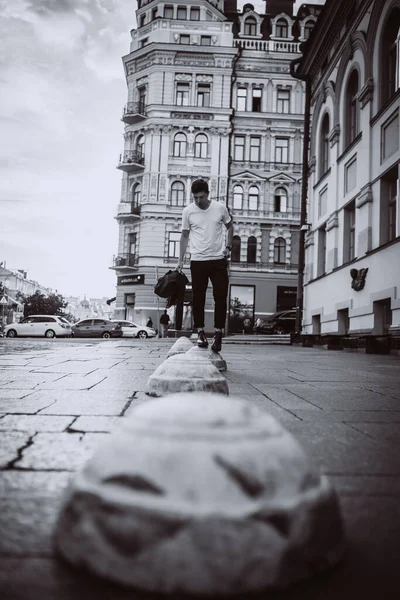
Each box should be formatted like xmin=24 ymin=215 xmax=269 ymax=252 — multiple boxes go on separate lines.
xmin=0 ymin=0 xmax=323 ymax=299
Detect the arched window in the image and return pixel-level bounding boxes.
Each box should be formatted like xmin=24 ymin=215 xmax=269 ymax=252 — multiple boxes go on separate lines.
xmin=319 ymin=113 xmax=330 ymax=177
xmin=274 ymin=237 xmax=286 ymax=264
xmin=244 ymin=17 xmax=257 ymax=36
xmin=380 ymin=11 xmax=400 ymax=107
xmin=136 ymin=134 xmax=144 ymax=157
xmin=303 ymin=19 xmax=314 ymax=40
xmin=132 ymin=183 xmax=141 ymax=207
xmin=231 ymin=235 xmax=241 ymax=262
xmin=173 ymin=133 xmax=187 ymax=157
xmin=276 ymin=19 xmax=288 ymax=38
xmin=194 ymin=134 xmax=208 ymax=158
xmin=170 ymin=181 xmax=185 ymax=206
xmin=233 ymin=185 xmax=244 ymax=210
xmin=247 ymin=236 xmax=257 ymax=263
xmin=274 ymin=187 xmax=288 ymax=212
xmin=248 ymin=186 xmax=259 ymax=211
xmin=345 ymin=70 xmax=359 ymax=147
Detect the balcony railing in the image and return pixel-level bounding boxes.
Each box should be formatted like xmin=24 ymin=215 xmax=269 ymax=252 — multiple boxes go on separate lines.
xmin=116 ymin=202 xmax=141 ymax=219
xmin=122 ymin=101 xmax=147 ymax=124
xmin=234 ymin=39 xmax=301 ymax=53
xmin=230 ymin=261 xmax=298 ymax=272
xmin=117 ymin=150 xmax=145 ymax=172
xmin=111 ymin=253 xmax=137 ymax=270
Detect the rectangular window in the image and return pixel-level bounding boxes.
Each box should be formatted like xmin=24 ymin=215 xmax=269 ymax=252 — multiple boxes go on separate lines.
xmin=129 ymin=233 xmax=137 ymax=256
xmin=382 ymin=111 xmax=399 ymax=162
xmin=190 ymin=7 xmax=200 ymax=20
xmin=317 ymin=224 xmax=327 ymax=277
xmin=343 ymin=201 xmax=356 ymax=262
xmin=152 ymin=8 xmax=157 ymax=20
xmin=138 ymin=86 xmax=146 ymax=110
xmin=318 ymin=186 xmax=327 ymax=218
xmin=201 ymin=36 xmax=211 ymax=46
xmin=176 ymin=83 xmax=190 ymax=106
xmin=140 ymin=15 xmax=146 ymax=27
xmin=197 ymin=84 xmax=210 ymax=107
xmin=249 ymin=137 xmax=261 ymax=162
xmin=252 ymin=88 xmax=262 ymax=112
xmin=234 ymin=136 xmax=245 ymax=161
xmin=139 ymin=38 xmax=149 ymax=47
xmin=177 ymin=6 xmax=187 ymax=19
xmin=164 ymin=5 xmax=173 ymax=18
xmin=275 ymin=137 xmax=289 ymax=163
xmin=237 ymin=87 xmax=247 ymax=111
xmin=344 ymin=157 xmax=357 ymax=194
xmin=180 ymin=34 xmax=190 ymax=44
xmin=276 ymin=88 xmax=290 ymax=113
xmin=380 ymin=166 xmax=398 ymax=244
xmin=168 ymin=232 xmax=181 ymax=258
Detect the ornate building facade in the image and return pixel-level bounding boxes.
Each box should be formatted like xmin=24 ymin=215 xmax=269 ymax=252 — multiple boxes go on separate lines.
xmin=112 ymin=0 xmax=321 ymax=332
xmin=292 ymin=0 xmax=400 ymax=337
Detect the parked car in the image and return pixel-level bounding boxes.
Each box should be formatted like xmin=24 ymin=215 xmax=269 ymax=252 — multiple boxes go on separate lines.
xmin=71 ymin=319 xmax=123 ymax=338
xmin=253 ymin=310 xmax=296 ymax=335
xmin=5 ymin=315 xmax=72 ymax=338
xmin=112 ymin=320 xmax=156 ymax=339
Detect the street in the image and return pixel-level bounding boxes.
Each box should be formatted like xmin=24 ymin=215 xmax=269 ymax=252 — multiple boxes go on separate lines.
xmin=0 ymin=338 xmax=400 ymax=599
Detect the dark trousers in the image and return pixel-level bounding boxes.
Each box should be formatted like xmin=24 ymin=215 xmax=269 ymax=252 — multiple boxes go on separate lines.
xmin=190 ymin=258 xmax=229 ymax=330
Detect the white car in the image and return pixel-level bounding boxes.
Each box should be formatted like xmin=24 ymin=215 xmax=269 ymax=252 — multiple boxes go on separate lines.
xmin=5 ymin=315 xmax=72 ymax=338
xmin=113 ymin=320 xmax=156 ymax=339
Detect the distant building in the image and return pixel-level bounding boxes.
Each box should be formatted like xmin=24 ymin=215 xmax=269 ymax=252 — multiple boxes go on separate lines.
xmin=292 ymin=0 xmax=400 ymax=337
xmin=111 ymin=0 xmax=322 ymax=332
xmin=0 ymin=265 xmax=53 ymax=324
xmin=64 ymin=296 xmax=114 ymax=321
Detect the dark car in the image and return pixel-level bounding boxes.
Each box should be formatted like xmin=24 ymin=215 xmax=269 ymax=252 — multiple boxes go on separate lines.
xmin=253 ymin=310 xmax=296 ymax=335
xmin=71 ymin=318 xmax=123 ymax=338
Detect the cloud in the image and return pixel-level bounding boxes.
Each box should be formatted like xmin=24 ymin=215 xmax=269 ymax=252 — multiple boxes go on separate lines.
xmin=0 ymin=0 xmax=132 ymax=296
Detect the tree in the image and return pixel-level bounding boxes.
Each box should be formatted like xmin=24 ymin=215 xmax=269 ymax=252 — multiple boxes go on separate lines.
xmin=23 ymin=291 xmax=68 ymax=318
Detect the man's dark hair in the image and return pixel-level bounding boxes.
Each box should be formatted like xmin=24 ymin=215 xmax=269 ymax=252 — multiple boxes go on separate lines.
xmin=191 ymin=179 xmax=209 ymax=194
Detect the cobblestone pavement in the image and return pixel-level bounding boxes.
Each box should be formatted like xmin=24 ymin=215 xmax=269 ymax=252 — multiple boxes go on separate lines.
xmin=0 ymin=338 xmax=399 ymax=600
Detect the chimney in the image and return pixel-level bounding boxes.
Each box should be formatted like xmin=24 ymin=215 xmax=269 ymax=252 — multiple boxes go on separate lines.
xmin=224 ymin=0 xmax=237 ymax=15
xmin=266 ymin=0 xmax=295 ymax=17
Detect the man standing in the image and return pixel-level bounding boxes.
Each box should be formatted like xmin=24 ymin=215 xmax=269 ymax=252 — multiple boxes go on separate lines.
xmin=159 ymin=309 xmax=170 ymax=338
xmin=177 ymin=179 xmax=233 ymax=352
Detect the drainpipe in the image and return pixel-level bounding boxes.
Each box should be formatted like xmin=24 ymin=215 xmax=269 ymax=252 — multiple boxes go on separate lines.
xmin=290 ymin=56 xmax=311 ymax=337
xmin=224 ymin=43 xmax=243 ymax=336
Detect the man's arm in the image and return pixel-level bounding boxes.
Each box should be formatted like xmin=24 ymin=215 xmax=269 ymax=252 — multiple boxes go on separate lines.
xmin=224 ymin=220 xmax=234 ymax=256
xmin=177 ymin=229 xmax=190 ymax=271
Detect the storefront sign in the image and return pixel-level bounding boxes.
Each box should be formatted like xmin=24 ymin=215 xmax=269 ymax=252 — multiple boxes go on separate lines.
xmin=118 ymin=274 xmax=145 ymax=286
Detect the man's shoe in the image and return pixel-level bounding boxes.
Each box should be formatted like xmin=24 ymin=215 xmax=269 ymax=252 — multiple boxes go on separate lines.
xmin=197 ymin=330 xmax=208 ymax=348
xmin=211 ymin=331 xmax=222 ymax=353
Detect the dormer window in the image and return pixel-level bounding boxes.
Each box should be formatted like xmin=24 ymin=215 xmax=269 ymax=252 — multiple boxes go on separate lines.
xmin=276 ymin=19 xmax=288 ymax=38
xmin=244 ymin=17 xmax=257 ymax=36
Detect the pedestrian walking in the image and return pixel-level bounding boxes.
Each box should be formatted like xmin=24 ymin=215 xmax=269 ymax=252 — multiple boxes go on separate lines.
xmin=159 ymin=309 xmax=170 ymax=338
xmin=146 ymin=317 xmax=153 ymax=328
xmin=177 ymin=179 xmax=233 ymax=352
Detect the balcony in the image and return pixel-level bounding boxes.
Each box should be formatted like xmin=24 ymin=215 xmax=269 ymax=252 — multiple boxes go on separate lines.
xmin=234 ymin=39 xmax=301 ymax=54
xmin=117 ymin=150 xmax=145 ymax=173
xmin=110 ymin=253 xmax=138 ymax=271
xmin=122 ymin=101 xmax=147 ymax=124
xmin=230 ymin=261 xmax=298 ymax=273
xmin=116 ymin=202 xmax=141 ymax=221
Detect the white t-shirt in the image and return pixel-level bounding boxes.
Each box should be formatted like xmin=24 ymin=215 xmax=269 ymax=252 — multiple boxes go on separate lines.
xmin=182 ymin=200 xmax=231 ymax=261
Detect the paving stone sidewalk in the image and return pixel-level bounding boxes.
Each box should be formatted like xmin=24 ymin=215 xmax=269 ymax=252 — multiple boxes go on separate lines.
xmin=0 ymin=339 xmax=399 ymax=599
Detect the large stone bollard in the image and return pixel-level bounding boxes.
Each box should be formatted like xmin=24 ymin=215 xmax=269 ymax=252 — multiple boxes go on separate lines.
xmin=166 ymin=336 xmax=193 ymax=358
xmin=186 ymin=345 xmax=227 ymax=372
xmin=54 ymin=393 xmax=345 ymax=596
xmin=146 ymin=352 xmax=228 ymax=396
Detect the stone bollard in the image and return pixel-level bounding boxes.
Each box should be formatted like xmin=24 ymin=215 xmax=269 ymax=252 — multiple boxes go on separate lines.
xmin=146 ymin=352 xmax=229 ymax=396
xmin=54 ymin=393 xmax=345 ymax=596
xmin=166 ymin=336 xmax=193 ymax=358
xmin=186 ymin=345 xmax=227 ymax=372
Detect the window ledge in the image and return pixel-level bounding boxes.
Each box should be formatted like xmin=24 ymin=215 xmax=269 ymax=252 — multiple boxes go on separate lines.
xmin=337 ymin=132 xmax=362 ymax=164
xmin=371 ymin=88 xmax=400 ymax=126
xmin=313 ymin=167 xmax=331 ymax=189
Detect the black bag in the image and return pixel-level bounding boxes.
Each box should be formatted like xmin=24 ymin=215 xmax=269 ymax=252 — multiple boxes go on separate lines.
xmin=154 ymin=270 xmax=188 ymax=298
